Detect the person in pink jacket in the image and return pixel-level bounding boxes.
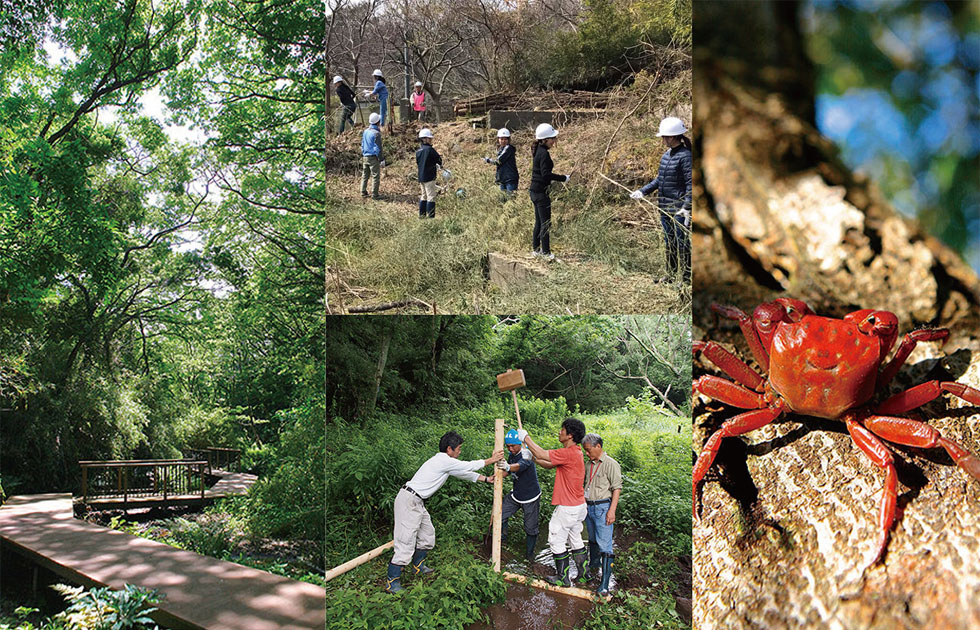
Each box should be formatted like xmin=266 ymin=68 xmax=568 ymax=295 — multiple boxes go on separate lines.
xmin=411 ymin=81 xmax=427 ymax=122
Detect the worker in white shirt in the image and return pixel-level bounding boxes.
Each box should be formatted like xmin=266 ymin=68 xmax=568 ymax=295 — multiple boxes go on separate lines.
xmin=386 ymin=431 xmax=505 ymax=593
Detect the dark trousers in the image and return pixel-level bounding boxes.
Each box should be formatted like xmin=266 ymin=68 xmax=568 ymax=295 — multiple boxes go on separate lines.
xmin=529 ymin=190 xmax=552 ymax=254
xmin=661 ymin=211 xmax=690 ymax=276
xmin=338 ymin=105 xmax=355 ymax=133
xmin=501 ymin=493 xmax=540 ymax=538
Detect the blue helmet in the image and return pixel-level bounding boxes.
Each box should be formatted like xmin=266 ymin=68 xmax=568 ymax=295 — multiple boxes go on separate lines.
xmin=504 ymin=429 xmax=521 ymax=445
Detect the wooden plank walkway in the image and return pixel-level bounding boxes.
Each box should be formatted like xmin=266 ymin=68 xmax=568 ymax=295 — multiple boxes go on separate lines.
xmin=80 ymin=469 xmax=259 ymax=510
xmin=0 ymin=494 xmax=325 ymax=630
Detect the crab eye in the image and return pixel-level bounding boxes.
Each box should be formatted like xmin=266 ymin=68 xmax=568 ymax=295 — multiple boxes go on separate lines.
xmin=867 ymin=316 xmax=876 ymax=325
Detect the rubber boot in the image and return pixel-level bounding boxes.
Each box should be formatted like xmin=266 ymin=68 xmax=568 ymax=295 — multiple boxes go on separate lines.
xmin=546 ymin=551 xmax=571 ymax=587
xmin=410 ymin=549 xmax=433 ymax=576
xmin=597 ymin=553 xmax=614 ymax=596
xmin=525 ymin=534 xmax=537 ymax=562
xmin=418 ymin=200 xmax=427 ymax=218
xmin=426 ymin=201 xmax=436 ymax=218
xmin=585 ymin=541 xmax=601 ymax=580
xmin=571 ymin=547 xmax=588 ymax=585
xmin=385 ymin=563 xmax=404 ymax=593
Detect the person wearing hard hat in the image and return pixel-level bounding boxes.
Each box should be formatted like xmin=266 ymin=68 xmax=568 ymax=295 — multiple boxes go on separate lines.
xmin=630 ymin=117 xmax=692 ymax=280
xmin=483 ymin=128 xmax=518 ymax=195
xmin=362 ymin=69 xmax=390 ymax=126
xmin=333 ymin=75 xmax=357 ymax=135
xmin=360 ymin=113 xmax=385 ymax=200
xmin=492 ymin=429 xmax=542 ymax=562
xmin=386 ymin=431 xmax=504 ymax=593
xmin=528 ymin=123 xmax=570 ymax=262
xmin=411 ymin=81 xmax=427 ymax=122
xmin=416 ymin=128 xmax=444 ymax=218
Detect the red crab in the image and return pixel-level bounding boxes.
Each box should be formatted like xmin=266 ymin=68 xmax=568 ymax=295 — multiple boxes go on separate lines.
xmin=693 ymin=297 xmax=980 ymax=563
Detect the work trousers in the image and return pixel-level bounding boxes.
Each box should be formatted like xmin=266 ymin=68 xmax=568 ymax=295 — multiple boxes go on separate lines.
xmin=661 ymin=209 xmax=690 ymax=276
xmin=529 ymin=190 xmax=552 ymax=255
xmin=392 ymin=488 xmax=435 ymax=565
xmin=501 ymin=493 xmax=540 ymax=537
xmin=547 ymin=503 xmax=586 ymax=554
xmin=338 ymin=105 xmax=355 ymax=134
xmin=361 ymin=155 xmax=381 ymax=198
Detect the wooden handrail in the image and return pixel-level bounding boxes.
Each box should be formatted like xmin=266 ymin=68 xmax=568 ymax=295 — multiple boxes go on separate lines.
xmin=79 ymin=460 xmax=209 ymax=504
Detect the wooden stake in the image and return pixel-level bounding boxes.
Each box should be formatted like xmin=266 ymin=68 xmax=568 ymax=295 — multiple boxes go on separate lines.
xmin=501 ymin=571 xmax=599 ymax=601
xmin=324 ymin=540 xmax=394 ymax=582
xmin=492 ymin=417 xmax=504 ymax=572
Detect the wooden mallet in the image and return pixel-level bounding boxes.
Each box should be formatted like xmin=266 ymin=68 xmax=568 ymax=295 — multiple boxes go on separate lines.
xmin=496 ymin=369 xmax=525 ymax=431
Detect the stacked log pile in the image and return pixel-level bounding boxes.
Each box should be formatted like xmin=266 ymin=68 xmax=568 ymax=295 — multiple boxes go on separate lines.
xmin=452 ymin=89 xmax=618 ymax=116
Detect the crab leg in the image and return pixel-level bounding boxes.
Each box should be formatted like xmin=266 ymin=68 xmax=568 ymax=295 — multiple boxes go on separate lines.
xmin=875 ymin=380 xmax=980 ymax=415
xmin=693 ymin=405 xmax=784 ymax=520
xmin=710 ymin=304 xmax=771 ymax=371
xmin=693 ymin=375 xmax=766 ymax=408
xmin=863 ymin=415 xmax=980 ymax=481
xmin=845 ymin=417 xmax=897 ymax=564
xmin=694 ymin=340 xmax=766 ymax=391
xmin=878 ymin=328 xmax=950 ymax=390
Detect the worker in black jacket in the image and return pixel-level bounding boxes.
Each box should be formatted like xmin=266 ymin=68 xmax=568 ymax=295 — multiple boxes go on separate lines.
xmin=528 ymin=123 xmax=569 ymax=261
xmin=333 ymin=75 xmax=357 ymax=135
xmin=483 ymin=128 xmax=518 ymax=195
xmin=416 ymin=128 xmax=445 ymax=218
xmin=631 ymin=117 xmax=692 ymax=280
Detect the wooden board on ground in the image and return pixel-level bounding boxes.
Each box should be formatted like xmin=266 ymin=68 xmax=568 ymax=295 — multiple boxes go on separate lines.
xmin=0 ymin=494 xmax=325 ymax=630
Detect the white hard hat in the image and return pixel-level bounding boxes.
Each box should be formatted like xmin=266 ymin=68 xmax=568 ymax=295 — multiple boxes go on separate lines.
xmin=418 ymin=128 xmax=434 ymax=139
xmin=534 ymin=123 xmax=558 ymax=140
xmin=369 ymin=113 xmax=381 ymax=124
xmin=656 ymin=117 xmax=687 ymax=137
xmin=497 ymin=128 xmax=511 ymax=138
xmin=414 ymin=81 xmax=423 ymax=87
xmin=332 ymin=75 xmax=343 ymax=84
xmin=372 ymin=68 xmax=383 ymax=77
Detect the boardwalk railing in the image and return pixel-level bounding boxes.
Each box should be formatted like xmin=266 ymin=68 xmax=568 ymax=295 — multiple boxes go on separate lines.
xmin=79 ymin=459 xmax=208 ymax=505
xmin=186 ymin=447 xmax=242 ymax=473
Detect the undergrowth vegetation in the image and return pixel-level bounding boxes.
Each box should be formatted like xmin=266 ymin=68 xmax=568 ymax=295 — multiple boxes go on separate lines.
xmin=326 ymin=71 xmax=692 ymax=314
xmin=325 ymin=402 xmax=691 ymax=630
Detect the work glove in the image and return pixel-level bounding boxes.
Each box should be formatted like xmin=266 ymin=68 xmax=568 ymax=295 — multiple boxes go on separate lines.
xmin=379 ymin=160 xmax=386 ymax=167
xmin=630 ymin=190 xmax=644 ymax=199
xmin=563 ymin=174 xmax=571 ymax=183
xmin=495 ymin=460 xmax=510 ymax=471
xmin=483 ymin=157 xmax=492 ymax=164
xmin=517 ymin=429 xmax=528 ymax=442
xmin=362 ymin=89 xmax=372 ymax=98
xmin=676 ymin=207 xmax=691 ymax=229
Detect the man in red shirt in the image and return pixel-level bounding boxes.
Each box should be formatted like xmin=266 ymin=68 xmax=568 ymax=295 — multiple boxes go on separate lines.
xmin=520 ymin=417 xmax=588 ymax=587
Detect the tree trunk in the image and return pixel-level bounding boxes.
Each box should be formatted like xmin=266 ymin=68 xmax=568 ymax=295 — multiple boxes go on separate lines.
xmin=693 ymin=3 xmax=980 ymax=629
xmin=367 ymin=330 xmax=391 ymax=417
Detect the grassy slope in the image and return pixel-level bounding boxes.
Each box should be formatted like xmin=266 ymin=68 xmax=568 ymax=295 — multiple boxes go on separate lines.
xmin=326 ymin=79 xmax=691 ymax=314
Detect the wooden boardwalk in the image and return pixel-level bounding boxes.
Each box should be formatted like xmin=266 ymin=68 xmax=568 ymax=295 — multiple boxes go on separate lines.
xmin=79 ymin=469 xmax=259 ymax=510
xmin=0 ymin=494 xmax=325 ymax=630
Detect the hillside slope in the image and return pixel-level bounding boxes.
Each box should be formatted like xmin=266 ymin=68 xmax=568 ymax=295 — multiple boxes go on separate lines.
xmin=325 ymin=79 xmax=691 ymax=314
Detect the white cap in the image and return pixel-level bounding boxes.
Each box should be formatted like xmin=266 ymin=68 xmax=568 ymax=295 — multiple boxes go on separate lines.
xmin=418 ymin=128 xmax=434 ymax=139
xmin=497 ymin=128 xmax=511 ymax=138
xmin=373 ymin=68 xmax=383 ymax=77
xmin=534 ymin=123 xmax=558 ymax=140
xmin=414 ymin=81 xmax=423 ymax=87
xmin=656 ymin=117 xmax=687 ymax=137
xmin=369 ymin=113 xmax=381 ymax=124
xmin=332 ymin=75 xmax=343 ymax=84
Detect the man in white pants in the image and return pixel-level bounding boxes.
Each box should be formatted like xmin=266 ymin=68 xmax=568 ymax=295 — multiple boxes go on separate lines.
xmin=520 ymin=417 xmax=588 ymax=587
xmin=387 ymin=431 xmax=504 ymax=593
